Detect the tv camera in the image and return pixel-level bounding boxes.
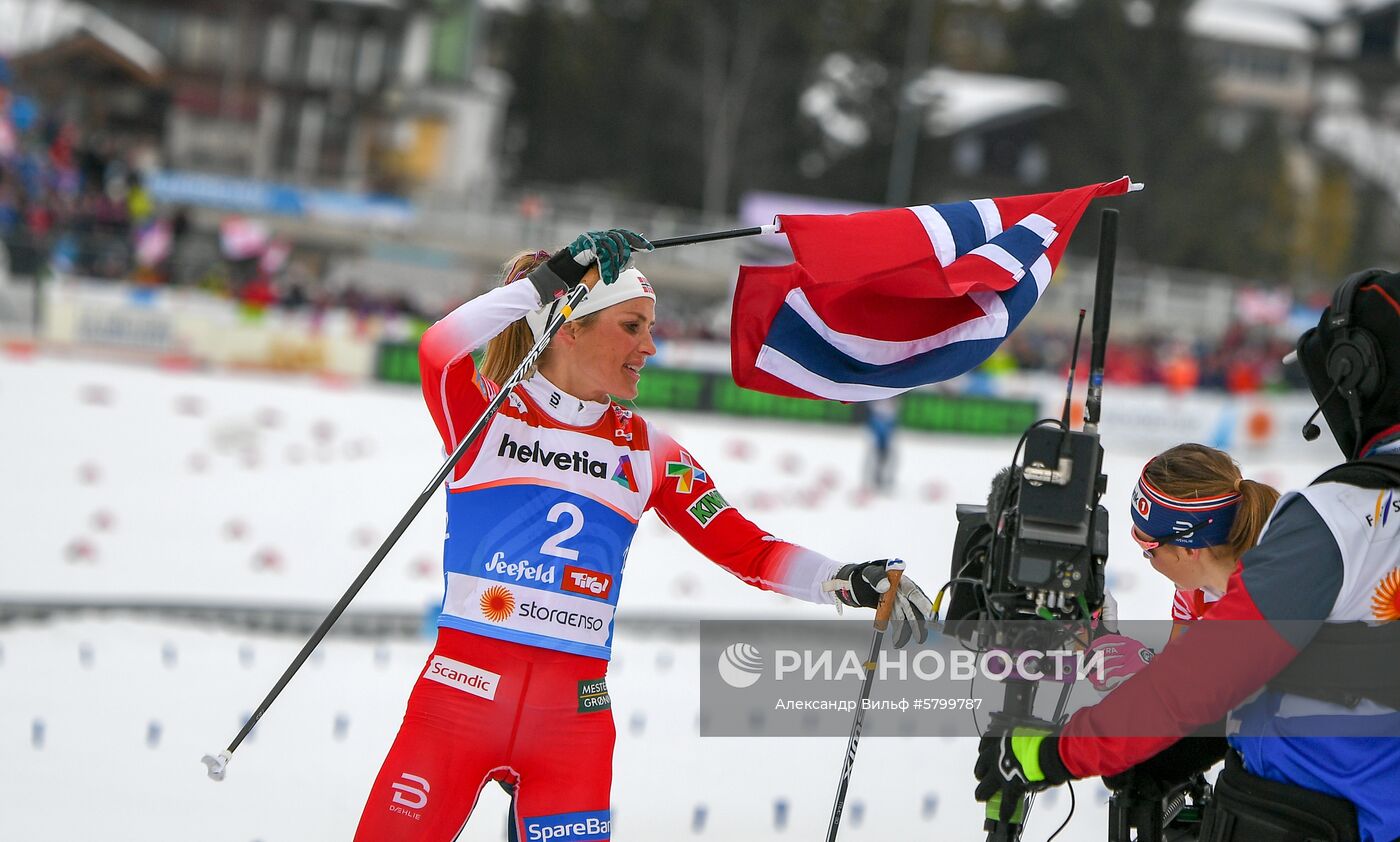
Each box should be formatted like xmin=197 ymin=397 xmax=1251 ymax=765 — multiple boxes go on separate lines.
xmin=939 ymin=210 xmax=1210 ymax=841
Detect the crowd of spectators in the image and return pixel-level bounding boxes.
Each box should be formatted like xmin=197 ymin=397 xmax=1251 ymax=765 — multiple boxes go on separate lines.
xmin=993 ymin=321 xmax=1308 ymax=393
xmin=0 ymin=87 xmax=156 ymax=283
xmin=0 ymin=68 xmax=1316 ymax=394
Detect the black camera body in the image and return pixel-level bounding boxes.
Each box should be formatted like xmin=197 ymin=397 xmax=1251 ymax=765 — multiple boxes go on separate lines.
xmin=946 ymin=423 xmax=1109 ymax=630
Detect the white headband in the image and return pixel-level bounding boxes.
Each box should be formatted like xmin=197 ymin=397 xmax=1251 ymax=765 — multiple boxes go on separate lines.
xmin=526 ymin=268 xmax=656 ymax=341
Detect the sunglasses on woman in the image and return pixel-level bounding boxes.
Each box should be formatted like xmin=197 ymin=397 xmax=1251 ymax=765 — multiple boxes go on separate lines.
xmin=1131 ymin=519 xmax=1214 ymax=554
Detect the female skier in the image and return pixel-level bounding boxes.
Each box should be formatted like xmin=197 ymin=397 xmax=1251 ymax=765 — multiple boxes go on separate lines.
xmin=354 ymin=230 xmax=934 ymax=840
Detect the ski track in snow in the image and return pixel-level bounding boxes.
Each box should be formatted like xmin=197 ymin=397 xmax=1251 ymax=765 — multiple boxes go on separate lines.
xmin=0 ymin=354 xmax=1335 ymax=840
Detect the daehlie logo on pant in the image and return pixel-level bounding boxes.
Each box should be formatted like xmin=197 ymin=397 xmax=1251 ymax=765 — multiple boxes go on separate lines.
xmin=498 ymin=434 xmax=609 ymax=478
xmin=390 ymin=772 xmax=430 ymax=819
xmin=422 ymin=655 xmax=501 ymax=700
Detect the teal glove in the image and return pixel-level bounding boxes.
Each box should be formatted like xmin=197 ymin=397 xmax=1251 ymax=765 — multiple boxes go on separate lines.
xmin=973 ymin=723 xmax=1072 ymax=823
xmin=567 ymin=229 xmax=652 ymax=285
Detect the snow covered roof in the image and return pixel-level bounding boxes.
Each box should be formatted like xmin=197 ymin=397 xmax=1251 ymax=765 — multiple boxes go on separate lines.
xmin=1187 ymin=0 xmax=1318 ymax=51
xmin=0 ymin=0 xmax=162 ymax=78
xmin=906 ymin=67 xmax=1066 ymax=138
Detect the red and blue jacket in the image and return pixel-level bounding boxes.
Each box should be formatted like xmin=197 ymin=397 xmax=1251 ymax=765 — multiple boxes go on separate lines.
xmin=418 ymin=280 xmax=842 ymax=660
xmin=1061 ymin=450 xmax=1400 ymax=841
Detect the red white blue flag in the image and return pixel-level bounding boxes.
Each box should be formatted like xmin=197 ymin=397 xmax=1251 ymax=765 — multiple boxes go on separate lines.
xmin=730 ymin=177 xmax=1138 ymax=401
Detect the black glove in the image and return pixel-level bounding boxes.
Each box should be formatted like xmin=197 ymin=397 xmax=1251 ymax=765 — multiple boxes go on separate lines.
xmin=823 ymin=559 xmax=933 ymax=647
xmin=527 ymin=228 xmax=652 ymax=304
xmin=974 ymin=723 xmax=1073 ymax=823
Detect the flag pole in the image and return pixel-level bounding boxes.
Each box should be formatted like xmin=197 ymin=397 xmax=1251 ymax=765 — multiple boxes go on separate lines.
xmin=649 ymin=224 xmax=777 ymax=249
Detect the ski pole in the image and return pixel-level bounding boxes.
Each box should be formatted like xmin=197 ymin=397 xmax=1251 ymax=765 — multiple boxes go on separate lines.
xmin=649 ymin=223 xmax=777 ymax=249
xmin=825 ymin=561 xmax=905 ymax=841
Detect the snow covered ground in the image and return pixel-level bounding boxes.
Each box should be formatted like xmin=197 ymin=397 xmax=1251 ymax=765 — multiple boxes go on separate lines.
xmin=0 ymin=352 xmax=1339 ymax=841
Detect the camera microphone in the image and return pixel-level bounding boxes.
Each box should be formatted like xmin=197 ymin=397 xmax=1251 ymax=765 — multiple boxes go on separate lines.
xmin=986 ymin=465 xmax=1020 ymax=528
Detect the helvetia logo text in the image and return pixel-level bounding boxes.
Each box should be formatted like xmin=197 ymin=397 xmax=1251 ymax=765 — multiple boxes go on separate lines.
xmin=390 ymin=772 xmax=430 ymax=819
xmin=498 ymin=434 xmax=609 ymax=479
xmin=561 ymin=565 xmax=613 ymax=600
xmin=717 ymin=642 xmax=764 ymax=689
xmin=423 ymin=655 xmax=501 ymax=700
xmin=480 ymin=585 xmax=516 ymax=622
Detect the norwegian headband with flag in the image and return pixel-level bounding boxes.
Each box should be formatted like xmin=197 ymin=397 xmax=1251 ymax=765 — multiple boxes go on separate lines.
xmin=730 ymin=176 xmax=1139 ymax=401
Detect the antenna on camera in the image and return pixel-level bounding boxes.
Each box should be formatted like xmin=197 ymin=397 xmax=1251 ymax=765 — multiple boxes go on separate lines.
xmin=1061 ymin=310 xmax=1087 ymax=430
xmin=1060 ymin=308 xmax=1088 ymax=431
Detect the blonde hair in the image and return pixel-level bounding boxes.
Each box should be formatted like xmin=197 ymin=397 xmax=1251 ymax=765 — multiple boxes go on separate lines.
xmin=1143 ymin=443 xmax=1280 ymax=560
xmin=478 ymin=250 xmax=600 ymax=385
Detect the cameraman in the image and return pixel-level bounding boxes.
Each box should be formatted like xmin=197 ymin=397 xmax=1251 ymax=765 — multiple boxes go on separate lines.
xmin=975 ymin=270 xmax=1400 ymax=842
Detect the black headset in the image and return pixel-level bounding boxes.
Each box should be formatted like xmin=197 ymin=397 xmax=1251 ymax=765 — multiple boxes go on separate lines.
xmin=1301 ymin=268 xmax=1387 ymax=445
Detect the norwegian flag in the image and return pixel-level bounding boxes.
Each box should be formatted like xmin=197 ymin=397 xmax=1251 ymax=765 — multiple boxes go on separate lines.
xmin=730 ymin=177 xmax=1138 ymax=401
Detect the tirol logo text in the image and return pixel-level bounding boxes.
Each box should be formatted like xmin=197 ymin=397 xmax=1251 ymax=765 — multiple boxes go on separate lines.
xmin=498 ymin=434 xmax=609 ymax=479
xmin=561 ymin=565 xmax=613 ymax=600
xmin=688 ymin=488 xmax=732 ymax=527
xmin=485 ymin=552 xmax=557 ymax=585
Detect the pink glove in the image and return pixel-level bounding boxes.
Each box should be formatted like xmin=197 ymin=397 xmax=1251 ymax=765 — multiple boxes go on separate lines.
xmin=1085 ymin=634 xmax=1154 ymax=692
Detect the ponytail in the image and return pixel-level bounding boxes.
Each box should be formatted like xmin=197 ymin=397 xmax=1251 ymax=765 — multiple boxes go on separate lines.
xmin=1226 ymin=478 xmax=1280 ymax=560
xmin=479 ymin=251 xmax=551 ymax=385
xmin=1143 ymin=443 xmax=1280 ymax=559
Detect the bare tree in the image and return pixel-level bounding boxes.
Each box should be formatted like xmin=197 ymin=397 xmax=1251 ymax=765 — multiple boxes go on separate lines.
xmin=699 ymin=3 xmax=775 ymax=215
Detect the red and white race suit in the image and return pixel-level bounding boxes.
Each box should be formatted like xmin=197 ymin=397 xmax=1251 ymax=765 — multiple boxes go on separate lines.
xmin=355 ymin=279 xmax=842 ymax=841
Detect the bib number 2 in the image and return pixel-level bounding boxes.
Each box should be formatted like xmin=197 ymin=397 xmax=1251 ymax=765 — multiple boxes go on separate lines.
xmin=540 ymin=502 xmax=584 ymax=561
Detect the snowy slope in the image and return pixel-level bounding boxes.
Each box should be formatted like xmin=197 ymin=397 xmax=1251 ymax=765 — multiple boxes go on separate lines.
xmin=2 ymin=616 xmax=1118 ymax=842
xmin=0 ymin=352 xmax=1340 ymax=841
xmin=1 ymin=354 xmax=1331 ymax=619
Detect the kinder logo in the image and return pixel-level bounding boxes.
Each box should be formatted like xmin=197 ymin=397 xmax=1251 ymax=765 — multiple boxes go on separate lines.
xmin=561 ymin=565 xmax=613 ymax=600
xmin=498 ymin=434 xmax=609 ymax=479
xmin=423 ymin=655 xmax=500 ymax=700
xmin=390 ymin=772 xmax=430 ymax=818
xmin=485 ymin=552 xmax=558 ymax=585
xmin=688 ymin=488 xmax=732 ymax=527
xmin=523 ymin=809 xmax=611 ymax=842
